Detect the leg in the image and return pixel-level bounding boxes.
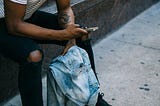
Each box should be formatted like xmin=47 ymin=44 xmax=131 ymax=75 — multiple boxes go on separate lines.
xmin=0 ymin=18 xmax=43 ymax=106
xmin=27 ymin=11 xmax=97 ymax=72
xmin=26 ymin=11 xmax=60 ymax=30
xmin=76 ymin=39 xmax=98 ymax=80
xmin=18 ymin=50 xmax=43 ymax=106
xmin=26 ymin=10 xmax=67 ymax=45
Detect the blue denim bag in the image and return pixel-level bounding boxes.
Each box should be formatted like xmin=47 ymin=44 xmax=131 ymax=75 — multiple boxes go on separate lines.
xmin=48 ymin=46 xmax=99 ymax=106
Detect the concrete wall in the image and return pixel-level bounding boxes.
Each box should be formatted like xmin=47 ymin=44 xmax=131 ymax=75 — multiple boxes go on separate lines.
xmin=0 ymin=0 xmax=159 ymax=103
xmin=73 ymin=0 xmax=159 ymax=43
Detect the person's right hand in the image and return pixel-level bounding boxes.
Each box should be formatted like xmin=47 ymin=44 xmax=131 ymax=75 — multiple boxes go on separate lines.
xmin=62 ymin=24 xmax=89 ymax=40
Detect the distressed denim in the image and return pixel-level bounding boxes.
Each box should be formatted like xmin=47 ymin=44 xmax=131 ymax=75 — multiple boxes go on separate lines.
xmin=48 ymin=46 xmax=99 ymax=106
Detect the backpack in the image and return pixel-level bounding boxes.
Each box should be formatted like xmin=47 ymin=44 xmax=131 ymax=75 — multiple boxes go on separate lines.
xmin=48 ymin=46 xmax=99 ymax=106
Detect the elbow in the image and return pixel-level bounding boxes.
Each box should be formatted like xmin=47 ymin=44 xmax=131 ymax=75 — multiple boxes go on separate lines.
xmin=6 ymin=21 xmax=22 ymax=35
xmin=6 ymin=26 xmax=15 ymax=35
xmin=59 ymin=6 xmax=72 ymax=13
xmin=6 ymin=24 xmax=19 ymax=35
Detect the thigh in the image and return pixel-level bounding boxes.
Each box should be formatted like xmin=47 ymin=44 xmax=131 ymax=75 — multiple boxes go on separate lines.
xmin=26 ymin=11 xmax=68 ymax=45
xmin=0 ymin=18 xmax=42 ymax=63
xmin=26 ymin=10 xmax=60 ymax=30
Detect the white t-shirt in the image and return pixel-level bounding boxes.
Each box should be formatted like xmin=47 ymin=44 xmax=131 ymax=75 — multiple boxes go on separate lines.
xmin=0 ymin=0 xmax=46 ymax=19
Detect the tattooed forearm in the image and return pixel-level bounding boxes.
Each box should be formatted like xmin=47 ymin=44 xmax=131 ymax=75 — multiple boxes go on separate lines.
xmin=58 ymin=12 xmax=71 ymax=27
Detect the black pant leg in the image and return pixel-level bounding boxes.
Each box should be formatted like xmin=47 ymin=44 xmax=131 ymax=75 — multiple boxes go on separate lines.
xmin=76 ymin=39 xmax=99 ymax=81
xmin=18 ymin=61 xmax=43 ymax=106
xmin=0 ymin=18 xmax=44 ymax=106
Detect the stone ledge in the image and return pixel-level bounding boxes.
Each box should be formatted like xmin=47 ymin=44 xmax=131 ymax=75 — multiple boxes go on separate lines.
xmin=72 ymin=0 xmax=159 ymax=43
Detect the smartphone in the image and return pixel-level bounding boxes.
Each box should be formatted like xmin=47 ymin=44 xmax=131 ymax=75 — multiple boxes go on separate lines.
xmin=85 ymin=27 xmax=99 ymax=32
xmin=80 ymin=25 xmax=99 ymax=32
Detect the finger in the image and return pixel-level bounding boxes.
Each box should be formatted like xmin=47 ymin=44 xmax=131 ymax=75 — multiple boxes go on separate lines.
xmin=61 ymin=48 xmax=68 ymax=55
xmin=74 ymin=24 xmax=80 ymax=28
xmin=61 ymin=45 xmax=72 ymax=55
xmin=61 ymin=41 xmax=76 ymax=55
xmin=61 ymin=45 xmax=71 ymax=55
xmin=78 ymin=28 xmax=88 ymax=35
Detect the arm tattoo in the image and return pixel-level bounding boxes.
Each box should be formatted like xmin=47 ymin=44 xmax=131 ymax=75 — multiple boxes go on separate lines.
xmin=58 ymin=12 xmax=71 ymax=26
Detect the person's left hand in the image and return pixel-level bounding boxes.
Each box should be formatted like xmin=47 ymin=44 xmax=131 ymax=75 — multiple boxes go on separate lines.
xmin=61 ymin=39 xmax=76 ymax=55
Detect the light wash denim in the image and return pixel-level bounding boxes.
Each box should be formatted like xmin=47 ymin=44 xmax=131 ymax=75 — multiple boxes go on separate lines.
xmin=48 ymin=46 xmax=99 ymax=106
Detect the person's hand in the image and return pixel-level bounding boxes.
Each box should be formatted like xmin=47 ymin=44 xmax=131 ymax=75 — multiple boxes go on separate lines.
xmin=62 ymin=24 xmax=88 ymax=40
xmin=80 ymin=33 xmax=90 ymax=41
xmin=61 ymin=39 xmax=76 ymax=55
xmin=79 ymin=26 xmax=98 ymax=41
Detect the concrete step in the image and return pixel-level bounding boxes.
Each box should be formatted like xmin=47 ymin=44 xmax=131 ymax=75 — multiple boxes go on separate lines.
xmin=1 ymin=76 xmax=47 ymax=106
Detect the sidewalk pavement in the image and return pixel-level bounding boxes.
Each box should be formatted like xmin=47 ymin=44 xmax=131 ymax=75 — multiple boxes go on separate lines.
xmin=2 ymin=1 xmax=160 ymax=106
xmin=94 ymin=2 xmax=160 ymax=106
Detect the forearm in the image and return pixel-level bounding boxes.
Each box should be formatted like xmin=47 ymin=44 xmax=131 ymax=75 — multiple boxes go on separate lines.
xmin=4 ymin=0 xmax=87 ymax=41
xmin=58 ymin=7 xmax=76 ymax=44
xmin=55 ymin=0 xmax=75 ymax=28
xmin=4 ymin=0 xmax=68 ymax=41
xmin=58 ymin=7 xmax=75 ymax=28
xmin=8 ymin=21 xmax=66 ymax=41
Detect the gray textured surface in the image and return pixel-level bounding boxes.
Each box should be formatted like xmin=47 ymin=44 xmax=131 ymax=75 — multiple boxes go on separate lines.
xmin=94 ymin=2 xmax=160 ymax=106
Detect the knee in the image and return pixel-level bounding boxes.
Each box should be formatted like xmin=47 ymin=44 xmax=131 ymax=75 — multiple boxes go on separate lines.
xmin=27 ymin=50 xmax=43 ymax=63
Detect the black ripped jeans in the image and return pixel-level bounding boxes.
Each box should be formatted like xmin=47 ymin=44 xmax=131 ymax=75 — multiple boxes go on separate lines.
xmin=0 ymin=11 xmax=96 ymax=106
